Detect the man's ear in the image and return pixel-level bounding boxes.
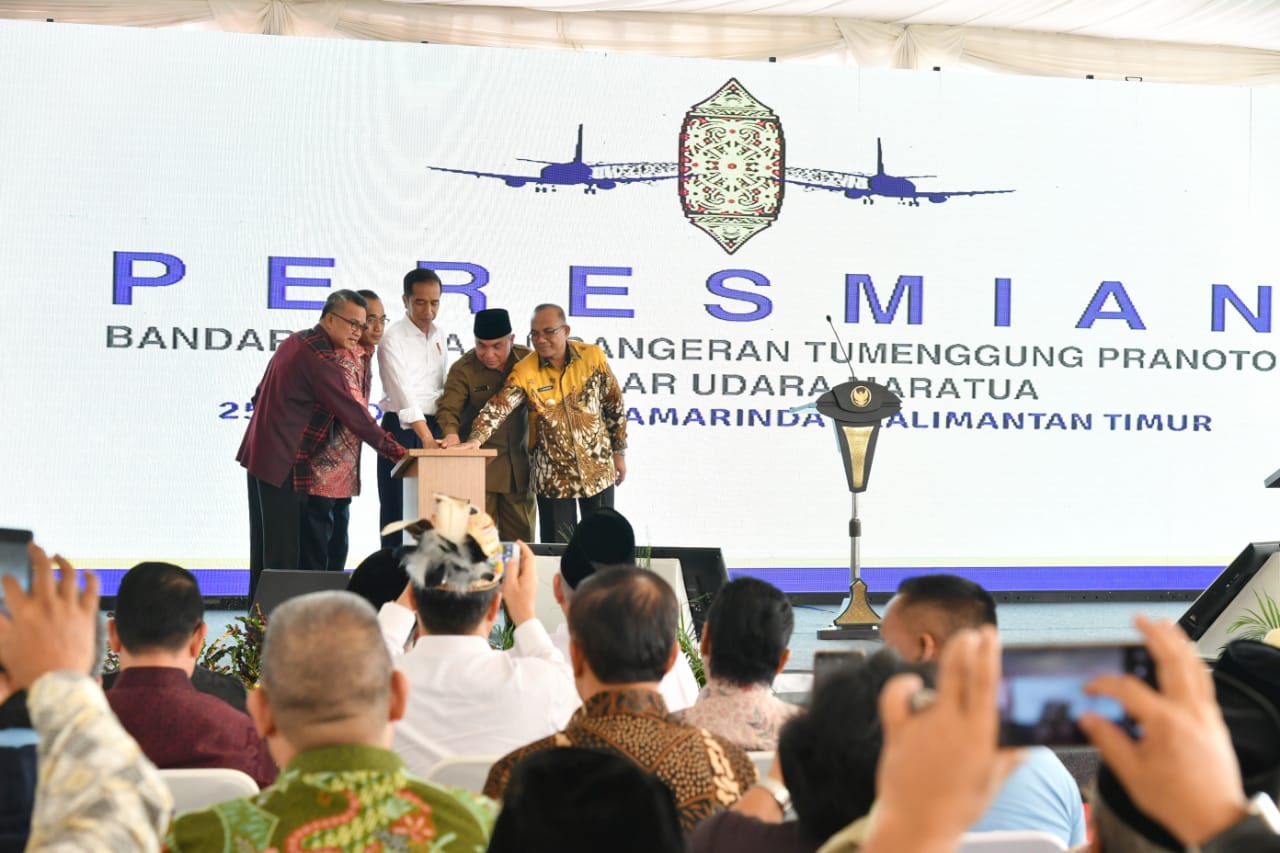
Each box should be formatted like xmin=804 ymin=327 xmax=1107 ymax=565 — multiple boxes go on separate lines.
xmin=699 ymin=629 xmax=711 ymax=659
xmin=247 ymin=687 xmax=277 ymax=740
xmin=485 ymin=592 xmax=504 ymax=623
xmin=663 ymin=640 xmax=679 ymax=676
xmin=188 ymin=622 xmax=209 ymax=659
xmin=775 ymin=648 xmax=791 ymax=675
xmin=552 ymin=574 xmax=565 ymax=607
xmin=569 ymin=637 xmax=587 ymax=679
xmin=920 ymin=632 xmax=939 ymax=663
xmin=106 ymin=619 xmax=123 ymax=654
xmin=388 ymin=670 xmax=410 ymax=724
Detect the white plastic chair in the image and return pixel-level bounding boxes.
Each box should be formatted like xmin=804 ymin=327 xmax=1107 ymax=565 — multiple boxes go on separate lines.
xmin=424 ymin=755 xmax=501 ymax=793
xmin=747 ymin=750 xmax=773 ymax=778
xmin=956 ymin=830 xmax=1067 ymax=852
xmin=159 ymin=768 xmax=259 ymax=814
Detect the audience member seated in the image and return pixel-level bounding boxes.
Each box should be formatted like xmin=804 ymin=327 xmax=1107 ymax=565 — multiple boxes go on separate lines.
xmin=488 ymin=747 xmax=685 ymax=853
xmin=0 ymin=610 xmax=108 ymax=852
xmin=880 ymin=573 xmax=1086 ymax=847
xmin=552 ymin=507 xmax=700 ymax=711
xmin=392 ymin=531 xmax=579 ymax=777
xmin=103 ymin=663 xmax=248 ymax=714
xmin=485 ymin=566 xmax=758 ymax=831
xmin=835 ymin=618 xmax=1280 ymax=853
xmin=692 ymin=650 xmax=925 ymax=853
xmin=677 ymin=576 xmax=799 ymax=750
xmin=1073 ymin=637 xmax=1280 ymax=852
xmin=165 ymin=590 xmax=493 ymax=852
xmin=106 ymin=561 xmax=277 ymax=787
xmin=0 ymin=543 xmax=171 ymax=852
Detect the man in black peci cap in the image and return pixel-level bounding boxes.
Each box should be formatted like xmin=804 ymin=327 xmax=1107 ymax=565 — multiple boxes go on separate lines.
xmin=438 ymin=308 xmax=537 ymax=541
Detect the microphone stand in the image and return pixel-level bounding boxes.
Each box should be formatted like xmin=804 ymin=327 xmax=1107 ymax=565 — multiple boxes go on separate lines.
xmin=814 ymin=317 xmax=901 ymax=640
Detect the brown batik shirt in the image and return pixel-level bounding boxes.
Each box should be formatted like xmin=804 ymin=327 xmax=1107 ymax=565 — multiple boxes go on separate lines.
xmin=483 ymin=688 xmax=757 ymax=832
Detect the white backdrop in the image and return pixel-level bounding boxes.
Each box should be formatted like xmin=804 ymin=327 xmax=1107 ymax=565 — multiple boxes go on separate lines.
xmin=1 ymin=20 xmax=1278 ymax=579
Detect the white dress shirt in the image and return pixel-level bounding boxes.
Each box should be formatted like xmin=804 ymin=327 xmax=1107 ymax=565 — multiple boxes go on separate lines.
xmin=550 ymin=623 xmax=701 ymax=713
xmin=377 ymin=315 xmax=450 ymax=425
xmin=391 ymin=618 xmax=581 ymax=779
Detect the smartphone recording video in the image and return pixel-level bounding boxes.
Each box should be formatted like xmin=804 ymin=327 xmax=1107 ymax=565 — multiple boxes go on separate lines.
xmin=0 ymin=529 xmax=34 ymax=604
xmin=998 ymin=643 xmax=1154 ymax=746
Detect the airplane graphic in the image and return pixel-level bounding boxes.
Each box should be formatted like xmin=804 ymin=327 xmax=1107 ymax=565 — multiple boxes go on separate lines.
xmin=428 ymin=124 xmax=679 ymax=194
xmin=787 ymin=138 xmax=1013 ymax=205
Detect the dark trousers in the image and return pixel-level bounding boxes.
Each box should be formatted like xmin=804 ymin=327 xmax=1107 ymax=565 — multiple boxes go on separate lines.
xmin=377 ymin=412 xmax=440 ymax=550
xmin=537 ymin=486 xmax=615 ymax=543
xmin=302 ymin=496 xmax=351 ymax=572
xmin=246 ymin=472 xmax=308 ymax=604
xmin=487 ymin=490 xmax=537 ymax=543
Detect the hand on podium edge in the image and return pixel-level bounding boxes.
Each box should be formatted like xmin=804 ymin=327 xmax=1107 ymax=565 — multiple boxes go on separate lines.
xmin=457 ymin=439 xmax=482 ymax=451
xmin=440 ymin=433 xmax=460 ymax=449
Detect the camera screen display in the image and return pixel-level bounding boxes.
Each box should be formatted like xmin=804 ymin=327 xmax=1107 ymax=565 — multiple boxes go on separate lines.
xmin=0 ymin=529 xmax=33 ymax=603
xmin=998 ymin=644 xmax=1153 ymax=746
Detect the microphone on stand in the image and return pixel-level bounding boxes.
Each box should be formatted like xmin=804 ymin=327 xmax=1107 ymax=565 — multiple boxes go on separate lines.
xmin=826 ymin=314 xmax=857 ymax=382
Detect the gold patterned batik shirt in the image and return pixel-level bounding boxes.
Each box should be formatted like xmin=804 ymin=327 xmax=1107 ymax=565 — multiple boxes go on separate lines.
xmin=468 ymin=341 xmax=627 ymax=500
xmin=483 ymin=688 xmax=756 ymax=832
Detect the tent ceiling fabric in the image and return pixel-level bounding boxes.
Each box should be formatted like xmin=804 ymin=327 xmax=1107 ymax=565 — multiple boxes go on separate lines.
xmin=5 ymin=0 xmax=1280 ymax=84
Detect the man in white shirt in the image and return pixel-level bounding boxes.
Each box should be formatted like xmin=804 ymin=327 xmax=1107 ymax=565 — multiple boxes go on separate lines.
xmin=551 ymin=508 xmax=701 ymax=712
xmin=389 ymin=534 xmax=580 ymax=778
xmin=376 ymin=268 xmax=451 ymax=549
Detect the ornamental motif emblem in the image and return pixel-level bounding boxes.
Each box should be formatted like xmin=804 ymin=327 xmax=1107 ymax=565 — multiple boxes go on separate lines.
xmin=850 ymin=385 xmax=872 ymax=408
xmin=679 ymin=79 xmax=785 ymax=254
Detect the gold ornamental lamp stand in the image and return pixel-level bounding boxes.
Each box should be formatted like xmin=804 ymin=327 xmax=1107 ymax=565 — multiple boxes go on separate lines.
xmin=813 ymin=379 xmax=901 ymax=640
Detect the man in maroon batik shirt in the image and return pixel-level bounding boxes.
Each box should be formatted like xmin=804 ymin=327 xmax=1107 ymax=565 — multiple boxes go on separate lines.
xmin=107 ymin=561 xmax=277 ymax=788
xmin=237 ymin=289 xmax=406 ymax=602
xmin=301 ymin=290 xmax=389 ymax=573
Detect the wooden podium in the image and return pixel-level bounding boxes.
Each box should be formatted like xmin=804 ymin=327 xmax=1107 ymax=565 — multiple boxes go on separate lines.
xmin=390 ymin=448 xmax=497 ymax=527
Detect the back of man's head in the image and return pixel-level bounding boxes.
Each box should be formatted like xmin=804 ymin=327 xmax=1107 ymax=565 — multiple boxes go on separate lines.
xmin=113 ymin=562 xmax=204 ymax=653
xmin=896 ymin=574 xmax=997 ymax=630
xmin=778 ymin=649 xmax=931 ymax=844
xmin=259 ymin=591 xmax=393 ymax=747
xmin=488 ymin=747 xmax=683 ymax=853
xmin=704 ymin=577 xmax=793 ymax=687
xmin=404 ymin=532 xmax=500 ymax=635
xmin=882 ymin=574 xmax=996 ymax=661
xmin=569 ymin=567 xmax=677 ymax=684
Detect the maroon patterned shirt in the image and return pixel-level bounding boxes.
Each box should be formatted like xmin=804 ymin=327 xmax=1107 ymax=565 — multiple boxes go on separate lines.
xmin=106 ymin=666 xmax=277 ymax=788
xmin=236 ymin=326 xmax=403 ymax=490
xmin=306 ymin=344 xmax=373 ymax=498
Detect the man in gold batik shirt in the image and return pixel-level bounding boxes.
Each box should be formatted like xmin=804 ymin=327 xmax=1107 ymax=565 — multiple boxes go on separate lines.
xmin=461 ymin=303 xmax=627 ymax=543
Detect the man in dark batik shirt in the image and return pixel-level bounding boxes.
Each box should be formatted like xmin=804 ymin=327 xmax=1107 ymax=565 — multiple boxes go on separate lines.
xmin=301 ymin=290 xmax=389 ymax=573
xmin=484 ymin=567 xmax=757 ymax=832
xmin=237 ymin=289 xmax=406 ymax=602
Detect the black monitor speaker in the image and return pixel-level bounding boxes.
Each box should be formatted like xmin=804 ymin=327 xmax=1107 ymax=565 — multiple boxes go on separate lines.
xmin=252 ymin=569 xmax=352 ymax=619
xmin=1179 ymin=541 xmax=1280 ymax=655
xmin=527 ymin=543 xmax=729 ymax=637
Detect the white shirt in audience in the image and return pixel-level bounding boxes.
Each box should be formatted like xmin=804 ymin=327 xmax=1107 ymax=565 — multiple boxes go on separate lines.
xmin=391 ymin=616 xmax=581 ymax=778
xmin=549 ymin=623 xmax=701 ymax=713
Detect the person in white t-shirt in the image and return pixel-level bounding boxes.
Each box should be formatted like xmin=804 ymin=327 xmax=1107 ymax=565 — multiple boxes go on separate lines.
xmin=551 ymin=508 xmax=701 ymax=712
